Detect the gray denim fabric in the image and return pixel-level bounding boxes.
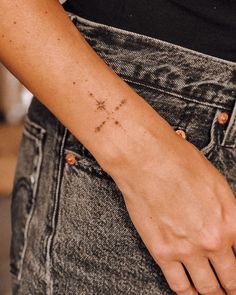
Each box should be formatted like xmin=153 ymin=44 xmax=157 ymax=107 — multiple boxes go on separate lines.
xmin=10 ymin=12 xmax=236 ymax=295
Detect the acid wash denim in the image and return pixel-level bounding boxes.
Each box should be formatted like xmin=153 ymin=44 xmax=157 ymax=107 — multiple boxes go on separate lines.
xmin=10 ymin=12 xmax=236 ymax=295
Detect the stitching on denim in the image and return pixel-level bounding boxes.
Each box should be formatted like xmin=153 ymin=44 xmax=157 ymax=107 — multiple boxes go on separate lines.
xmin=200 ymin=109 xmax=221 ymax=155
xmin=17 ymin=126 xmax=45 ymax=281
xmin=221 ymin=101 xmax=236 ymax=147
xmin=223 ymin=144 xmax=236 ymax=148
xmin=123 ymin=78 xmax=232 ymax=110
xmin=71 ymin=162 xmax=111 ymax=180
xmin=12 ymin=178 xmax=32 ymax=281
xmin=22 ymin=129 xmax=42 ymax=144
xmin=99 ymin=50 xmax=236 ymax=106
xmin=64 ymin=148 xmax=110 ymax=179
xmin=96 ymin=49 xmax=235 ymax=109
xmin=45 ymin=128 xmax=68 ymax=295
xmin=24 ymin=116 xmax=46 ymax=135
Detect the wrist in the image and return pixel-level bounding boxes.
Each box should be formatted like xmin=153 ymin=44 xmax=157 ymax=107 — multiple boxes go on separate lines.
xmin=93 ymin=96 xmax=176 ymax=176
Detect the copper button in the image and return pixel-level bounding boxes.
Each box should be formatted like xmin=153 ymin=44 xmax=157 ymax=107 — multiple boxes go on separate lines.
xmin=65 ymin=153 xmax=76 ymax=165
xmin=217 ymin=112 xmax=229 ymax=124
xmin=175 ymin=129 xmax=186 ymax=139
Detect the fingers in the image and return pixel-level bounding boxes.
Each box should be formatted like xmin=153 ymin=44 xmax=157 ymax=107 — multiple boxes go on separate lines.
xmin=158 ymin=261 xmax=197 ymax=294
xmin=210 ymin=248 xmax=236 ymax=294
xmin=184 ymin=258 xmax=224 ymax=295
xmin=158 ymin=253 xmax=236 ymax=295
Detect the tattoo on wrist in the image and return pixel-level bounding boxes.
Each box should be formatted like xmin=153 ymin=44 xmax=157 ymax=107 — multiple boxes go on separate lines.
xmin=87 ymin=91 xmax=127 ymax=133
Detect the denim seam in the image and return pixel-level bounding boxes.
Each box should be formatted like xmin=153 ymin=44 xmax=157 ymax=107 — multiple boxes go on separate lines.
xmin=200 ymin=109 xmax=221 ymax=155
xmin=221 ymin=100 xmax=236 ymax=147
xmin=17 ymin=127 xmax=45 ymax=281
xmin=65 ymin=149 xmax=111 ymax=179
xmin=123 ymin=78 xmax=231 ymax=110
xmin=22 ymin=129 xmax=42 ymax=144
xmin=24 ymin=116 xmax=46 ymax=136
xmin=45 ymin=128 xmax=68 ymax=295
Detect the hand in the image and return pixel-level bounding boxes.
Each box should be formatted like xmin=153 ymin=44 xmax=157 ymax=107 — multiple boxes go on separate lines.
xmin=106 ymin=126 xmax=236 ymax=295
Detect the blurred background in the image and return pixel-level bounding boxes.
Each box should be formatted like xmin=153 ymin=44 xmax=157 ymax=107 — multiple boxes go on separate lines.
xmin=0 ymin=63 xmax=32 ymax=295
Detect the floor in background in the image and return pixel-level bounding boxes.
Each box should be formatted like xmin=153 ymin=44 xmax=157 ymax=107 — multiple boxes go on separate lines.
xmin=0 ymin=196 xmax=11 ymax=295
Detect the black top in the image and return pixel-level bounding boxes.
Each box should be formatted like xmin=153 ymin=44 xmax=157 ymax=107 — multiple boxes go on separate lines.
xmin=62 ymin=0 xmax=236 ymax=62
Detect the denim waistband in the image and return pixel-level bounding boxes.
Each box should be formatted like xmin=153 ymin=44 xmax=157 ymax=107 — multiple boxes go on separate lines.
xmin=67 ymin=12 xmax=236 ymax=111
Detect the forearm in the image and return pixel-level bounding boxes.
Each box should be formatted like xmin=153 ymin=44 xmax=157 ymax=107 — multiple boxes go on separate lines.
xmin=0 ymin=0 xmax=173 ymax=171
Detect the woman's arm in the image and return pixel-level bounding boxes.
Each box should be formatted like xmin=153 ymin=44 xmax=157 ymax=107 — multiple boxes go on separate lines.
xmin=1 ymin=1 xmax=236 ymax=294
xmin=0 ymin=0 xmax=157 ymax=166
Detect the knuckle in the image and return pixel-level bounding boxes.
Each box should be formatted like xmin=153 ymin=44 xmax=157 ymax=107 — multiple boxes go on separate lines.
xmin=178 ymin=245 xmax=195 ymax=258
xmin=199 ymin=230 xmax=223 ymax=252
xmin=170 ymin=283 xmax=192 ymax=293
xmin=197 ymin=284 xmax=221 ymax=294
xmin=152 ymin=246 xmax=173 ymax=262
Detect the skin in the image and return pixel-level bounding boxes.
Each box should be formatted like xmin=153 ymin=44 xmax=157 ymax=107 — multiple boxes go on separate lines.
xmin=0 ymin=1 xmax=236 ymax=294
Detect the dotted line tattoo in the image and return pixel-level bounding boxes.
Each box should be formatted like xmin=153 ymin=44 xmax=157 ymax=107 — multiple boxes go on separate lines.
xmin=92 ymin=92 xmax=127 ymax=132
xmin=95 ymin=100 xmax=106 ymax=111
xmin=71 ymin=84 xmax=127 ymax=133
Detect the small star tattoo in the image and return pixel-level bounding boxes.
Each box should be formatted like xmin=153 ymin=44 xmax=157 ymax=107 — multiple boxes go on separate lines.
xmin=96 ymin=100 xmax=106 ymax=111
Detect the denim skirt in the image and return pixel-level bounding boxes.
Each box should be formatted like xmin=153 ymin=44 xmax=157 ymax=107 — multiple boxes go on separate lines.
xmin=10 ymin=12 xmax=236 ymax=295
